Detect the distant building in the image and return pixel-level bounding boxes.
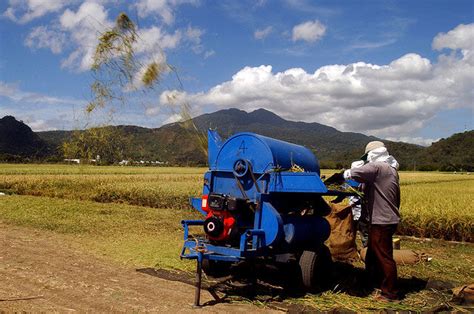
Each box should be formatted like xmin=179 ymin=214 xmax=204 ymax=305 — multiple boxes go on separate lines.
xmin=64 ymin=158 xmax=80 ymax=164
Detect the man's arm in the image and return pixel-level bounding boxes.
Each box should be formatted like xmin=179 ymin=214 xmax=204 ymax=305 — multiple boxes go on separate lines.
xmin=344 ymin=163 xmax=378 ymax=184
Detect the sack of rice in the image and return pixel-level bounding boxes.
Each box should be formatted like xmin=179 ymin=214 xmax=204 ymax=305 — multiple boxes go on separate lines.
xmin=326 ymin=203 xmax=358 ymax=261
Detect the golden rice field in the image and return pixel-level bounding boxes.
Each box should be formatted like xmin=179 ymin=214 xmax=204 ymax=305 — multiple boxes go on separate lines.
xmin=0 ymin=164 xmax=473 ymax=242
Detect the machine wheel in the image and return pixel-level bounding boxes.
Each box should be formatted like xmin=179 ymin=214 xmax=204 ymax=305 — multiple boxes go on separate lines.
xmin=299 ymin=245 xmax=332 ymax=289
xmin=202 ymin=259 xmax=231 ymax=278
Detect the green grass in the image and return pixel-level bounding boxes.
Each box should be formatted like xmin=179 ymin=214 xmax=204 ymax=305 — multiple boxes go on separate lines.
xmin=1 ymin=194 xmax=472 ymax=282
xmin=293 ymin=238 xmax=474 ymax=312
xmin=0 ymin=194 xmax=200 ymax=271
xmin=0 ymin=193 xmax=472 ymax=312
xmin=400 ymin=239 xmax=474 ymax=284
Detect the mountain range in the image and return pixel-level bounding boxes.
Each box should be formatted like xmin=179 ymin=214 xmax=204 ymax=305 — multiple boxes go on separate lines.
xmin=0 ymin=109 xmax=472 ymax=171
xmin=0 ymin=115 xmax=50 ymax=161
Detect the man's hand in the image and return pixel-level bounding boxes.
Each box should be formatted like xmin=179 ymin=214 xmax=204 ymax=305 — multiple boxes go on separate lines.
xmin=324 ymin=170 xmax=345 ymax=185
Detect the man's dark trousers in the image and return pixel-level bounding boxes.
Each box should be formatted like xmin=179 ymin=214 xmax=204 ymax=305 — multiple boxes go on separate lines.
xmin=366 ymin=224 xmax=398 ymax=299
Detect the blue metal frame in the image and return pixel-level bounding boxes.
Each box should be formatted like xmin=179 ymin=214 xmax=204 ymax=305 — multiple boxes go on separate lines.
xmin=180 ymin=219 xmax=266 ymax=262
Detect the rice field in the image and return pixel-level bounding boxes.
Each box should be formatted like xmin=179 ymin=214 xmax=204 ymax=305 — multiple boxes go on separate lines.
xmin=0 ymin=163 xmax=472 ymax=312
xmin=0 ymin=164 xmax=473 ymax=241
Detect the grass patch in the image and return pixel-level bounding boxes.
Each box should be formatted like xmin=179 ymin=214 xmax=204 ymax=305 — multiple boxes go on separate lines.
xmin=0 ymin=194 xmax=200 ymax=271
xmin=399 ymin=238 xmax=474 ymax=284
xmin=0 ymin=192 xmax=472 ymax=312
xmin=285 ymin=237 xmax=473 ymax=312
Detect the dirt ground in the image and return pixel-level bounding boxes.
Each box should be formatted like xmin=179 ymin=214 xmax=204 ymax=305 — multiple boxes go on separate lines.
xmin=0 ymin=223 xmax=278 ymax=313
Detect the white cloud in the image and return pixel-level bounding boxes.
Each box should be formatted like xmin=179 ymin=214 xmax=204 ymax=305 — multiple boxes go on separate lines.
xmin=162 ymin=113 xmax=182 ymax=124
xmin=184 ymin=25 xmax=206 ymax=54
xmin=204 ymin=50 xmax=215 ymax=59
xmin=292 ymin=20 xmax=326 ymax=43
xmin=0 ymin=80 xmax=86 ymax=131
xmin=127 ymin=24 xmax=205 ymax=88
xmin=386 ymin=136 xmax=438 ymax=147
xmin=24 ymin=25 xmax=66 ymax=54
xmin=136 ymin=25 xmax=204 ymax=54
xmin=349 ymin=38 xmax=397 ymax=50
xmin=0 ymin=106 xmax=77 ymax=131
xmin=134 ymin=0 xmax=199 ymax=25
xmin=58 ymin=1 xmax=113 ymax=71
xmin=27 ymin=119 xmax=51 ymax=132
xmin=0 ymin=80 xmax=83 ymax=106
xmin=136 ymin=24 xmax=206 ymax=56
xmin=254 ymin=26 xmax=272 ymax=40
xmin=136 ymin=26 xmax=182 ymax=53
xmin=158 ymin=23 xmax=474 ymax=141
xmin=432 ymin=23 xmax=474 ymax=51
xmin=185 ymin=25 xmax=203 ymax=44
xmin=20 ymin=1 xmax=208 ymax=72
xmin=0 ymin=81 xmax=18 ymax=97
xmin=3 ymin=0 xmax=72 ymax=24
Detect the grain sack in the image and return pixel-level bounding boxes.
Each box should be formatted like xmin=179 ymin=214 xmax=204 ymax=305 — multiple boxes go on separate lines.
xmin=326 ymin=203 xmax=358 ymax=261
xmin=359 ymin=248 xmax=428 ymax=265
xmin=452 ymin=284 xmax=474 ymax=305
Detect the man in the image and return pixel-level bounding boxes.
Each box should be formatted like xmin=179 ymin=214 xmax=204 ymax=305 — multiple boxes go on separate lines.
xmin=326 ymin=141 xmax=400 ymax=301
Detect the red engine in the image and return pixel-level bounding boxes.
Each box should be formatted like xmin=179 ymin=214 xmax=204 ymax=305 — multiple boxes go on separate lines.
xmin=201 ymin=194 xmax=237 ymax=242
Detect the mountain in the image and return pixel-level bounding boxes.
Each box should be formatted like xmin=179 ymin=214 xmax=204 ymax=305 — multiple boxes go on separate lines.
xmin=2 ymin=109 xmax=471 ymax=170
xmin=0 ymin=116 xmax=49 ymax=160
xmin=168 ymin=108 xmax=426 ymax=168
xmin=34 ymin=108 xmax=428 ymax=168
xmin=419 ymin=130 xmax=474 ymax=171
xmin=189 ymin=108 xmax=380 ymax=160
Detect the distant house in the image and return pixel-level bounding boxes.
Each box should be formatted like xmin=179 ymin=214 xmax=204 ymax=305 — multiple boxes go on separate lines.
xmin=64 ymin=158 xmax=80 ymax=164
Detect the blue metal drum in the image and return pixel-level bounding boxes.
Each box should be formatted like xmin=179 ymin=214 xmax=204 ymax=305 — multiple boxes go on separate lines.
xmin=210 ymin=132 xmax=320 ymax=174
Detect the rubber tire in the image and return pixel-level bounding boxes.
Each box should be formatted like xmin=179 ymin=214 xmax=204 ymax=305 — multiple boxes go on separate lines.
xmin=299 ymin=245 xmax=332 ymax=289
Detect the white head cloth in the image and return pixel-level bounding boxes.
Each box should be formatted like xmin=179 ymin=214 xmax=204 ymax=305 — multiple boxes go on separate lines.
xmin=367 ymin=147 xmax=399 ymax=170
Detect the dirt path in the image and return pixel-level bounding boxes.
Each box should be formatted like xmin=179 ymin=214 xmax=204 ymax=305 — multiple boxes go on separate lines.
xmin=0 ymin=223 xmax=278 ymax=312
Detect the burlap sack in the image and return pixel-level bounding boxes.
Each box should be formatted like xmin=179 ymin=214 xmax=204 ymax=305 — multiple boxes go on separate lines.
xmin=452 ymin=284 xmax=474 ymax=305
xmin=359 ymin=248 xmax=428 ymax=265
xmin=326 ymin=203 xmax=358 ymax=261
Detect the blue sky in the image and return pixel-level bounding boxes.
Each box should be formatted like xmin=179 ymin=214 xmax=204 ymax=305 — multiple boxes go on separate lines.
xmin=0 ymin=0 xmax=473 ymax=146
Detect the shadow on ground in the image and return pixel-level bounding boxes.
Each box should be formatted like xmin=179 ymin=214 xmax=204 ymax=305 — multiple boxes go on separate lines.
xmin=137 ymin=260 xmax=431 ymax=311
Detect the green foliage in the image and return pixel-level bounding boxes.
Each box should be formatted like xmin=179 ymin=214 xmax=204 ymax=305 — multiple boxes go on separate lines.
xmin=4 ymin=108 xmax=473 ymax=168
xmin=62 ymin=127 xmax=126 ymax=164
xmin=0 ymin=194 xmax=198 ymax=271
xmin=424 ymin=130 xmax=474 ymax=172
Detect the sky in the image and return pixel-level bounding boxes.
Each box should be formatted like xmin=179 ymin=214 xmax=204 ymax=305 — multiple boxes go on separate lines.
xmin=0 ymin=0 xmax=473 ymax=146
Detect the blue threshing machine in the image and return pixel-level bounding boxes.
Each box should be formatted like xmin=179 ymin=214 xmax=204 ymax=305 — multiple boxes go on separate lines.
xmin=181 ymin=130 xmax=354 ymax=306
